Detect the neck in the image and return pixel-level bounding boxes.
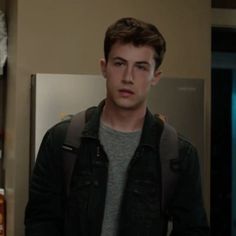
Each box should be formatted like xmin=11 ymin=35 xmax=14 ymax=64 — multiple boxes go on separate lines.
xmin=101 ymin=100 xmax=146 ymax=132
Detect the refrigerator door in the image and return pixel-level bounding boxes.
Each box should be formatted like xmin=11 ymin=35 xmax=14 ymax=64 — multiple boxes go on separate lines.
xmin=148 ymin=78 xmax=204 ymax=169
xmin=31 ymin=74 xmax=106 ymax=164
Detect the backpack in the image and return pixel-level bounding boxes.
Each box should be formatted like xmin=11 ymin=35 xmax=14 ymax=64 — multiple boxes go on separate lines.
xmin=62 ymin=107 xmax=179 ymax=213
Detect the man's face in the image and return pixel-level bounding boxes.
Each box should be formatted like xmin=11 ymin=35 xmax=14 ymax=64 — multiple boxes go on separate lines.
xmin=100 ymin=42 xmax=161 ymax=111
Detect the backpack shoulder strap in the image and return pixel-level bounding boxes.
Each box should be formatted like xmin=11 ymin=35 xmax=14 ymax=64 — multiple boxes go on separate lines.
xmin=62 ymin=109 xmax=86 ymax=196
xmin=62 ymin=106 xmax=96 ymax=196
xmin=160 ymin=122 xmax=179 ymax=212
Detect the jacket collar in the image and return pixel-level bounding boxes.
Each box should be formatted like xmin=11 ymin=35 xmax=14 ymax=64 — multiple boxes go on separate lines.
xmin=81 ymin=100 xmax=105 ymax=139
xmin=140 ymin=109 xmax=164 ymax=150
xmin=82 ymin=100 xmax=164 ymax=150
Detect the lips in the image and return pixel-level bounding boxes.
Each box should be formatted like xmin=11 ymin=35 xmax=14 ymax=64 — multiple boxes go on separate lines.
xmin=118 ymin=88 xmax=134 ymax=97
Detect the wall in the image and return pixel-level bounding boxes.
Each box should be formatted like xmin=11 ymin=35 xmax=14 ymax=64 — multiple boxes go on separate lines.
xmin=5 ymin=0 xmax=211 ymax=235
xmin=0 ymin=0 xmax=5 ymax=11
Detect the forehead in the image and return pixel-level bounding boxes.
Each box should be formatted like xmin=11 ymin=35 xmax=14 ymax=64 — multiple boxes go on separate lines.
xmin=108 ymin=42 xmax=156 ymax=63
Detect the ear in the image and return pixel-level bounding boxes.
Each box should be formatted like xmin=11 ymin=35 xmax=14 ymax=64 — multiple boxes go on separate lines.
xmin=100 ymin=58 xmax=107 ymax=78
xmin=150 ymin=70 xmax=162 ymax=86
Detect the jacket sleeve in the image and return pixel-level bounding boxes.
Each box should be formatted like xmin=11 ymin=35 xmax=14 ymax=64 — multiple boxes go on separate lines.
xmin=169 ymin=138 xmax=210 ymax=236
xmin=25 ymin=122 xmax=68 ymax=236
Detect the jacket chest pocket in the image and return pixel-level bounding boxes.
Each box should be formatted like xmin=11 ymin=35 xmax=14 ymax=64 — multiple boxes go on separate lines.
xmin=125 ymin=179 xmax=161 ymax=220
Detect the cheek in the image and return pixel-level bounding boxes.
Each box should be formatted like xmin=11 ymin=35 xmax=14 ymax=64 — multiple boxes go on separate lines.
xmin=138 ymin=79 xmax=152 ymax=91
xmin=106 ymin=71 xmax=119 ymax=84
xmin=106 ymin=77 xmax=118 ymax=94
xmin=106 ymin=76 xmax=118 ymax=87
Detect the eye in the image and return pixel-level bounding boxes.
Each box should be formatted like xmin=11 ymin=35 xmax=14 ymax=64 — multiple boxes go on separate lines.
xmin=136 ymin=64 xmax=148 ymax=71
xmin=114 ymin=61 xmax=125 ymax=67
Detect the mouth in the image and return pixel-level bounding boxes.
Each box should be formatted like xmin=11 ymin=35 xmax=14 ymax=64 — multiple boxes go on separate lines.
xmin=118 ymin=89 xmax=134 ymax=97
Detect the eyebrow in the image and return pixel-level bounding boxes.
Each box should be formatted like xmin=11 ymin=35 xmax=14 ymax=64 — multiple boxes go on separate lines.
xmin=112 ymin=57 xmax=127 ymax=62
xmin=112 ymin=56 xmax=151 ymax=66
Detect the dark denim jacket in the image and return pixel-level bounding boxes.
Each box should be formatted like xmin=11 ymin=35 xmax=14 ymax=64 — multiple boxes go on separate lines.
xmin=25 ymin=102 xmax=209 ymax=236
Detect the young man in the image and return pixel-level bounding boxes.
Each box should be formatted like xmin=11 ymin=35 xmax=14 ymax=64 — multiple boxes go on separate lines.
xmin=25 ymin=17 xmax=209 ymax=235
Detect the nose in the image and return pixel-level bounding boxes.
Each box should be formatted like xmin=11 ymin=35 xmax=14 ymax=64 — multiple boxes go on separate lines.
xmin=123 ymin=65 xmax=133 ymax=83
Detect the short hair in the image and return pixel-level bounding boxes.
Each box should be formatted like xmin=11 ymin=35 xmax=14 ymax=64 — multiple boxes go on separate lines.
xmin=104 ymin=17 xmax=166 ymax=69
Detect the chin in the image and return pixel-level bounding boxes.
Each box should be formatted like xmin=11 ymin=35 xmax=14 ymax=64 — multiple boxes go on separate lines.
xmin=113 ymin=99 xmax=144 ymax=111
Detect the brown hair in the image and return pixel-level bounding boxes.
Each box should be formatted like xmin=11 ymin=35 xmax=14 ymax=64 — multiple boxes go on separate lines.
xmin=104 ymin=17 xmax=166 ymax=69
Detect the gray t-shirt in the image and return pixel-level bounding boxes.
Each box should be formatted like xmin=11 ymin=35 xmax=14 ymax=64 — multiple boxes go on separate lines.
xmin=99 ymin=122 xmax=141 ymax=236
